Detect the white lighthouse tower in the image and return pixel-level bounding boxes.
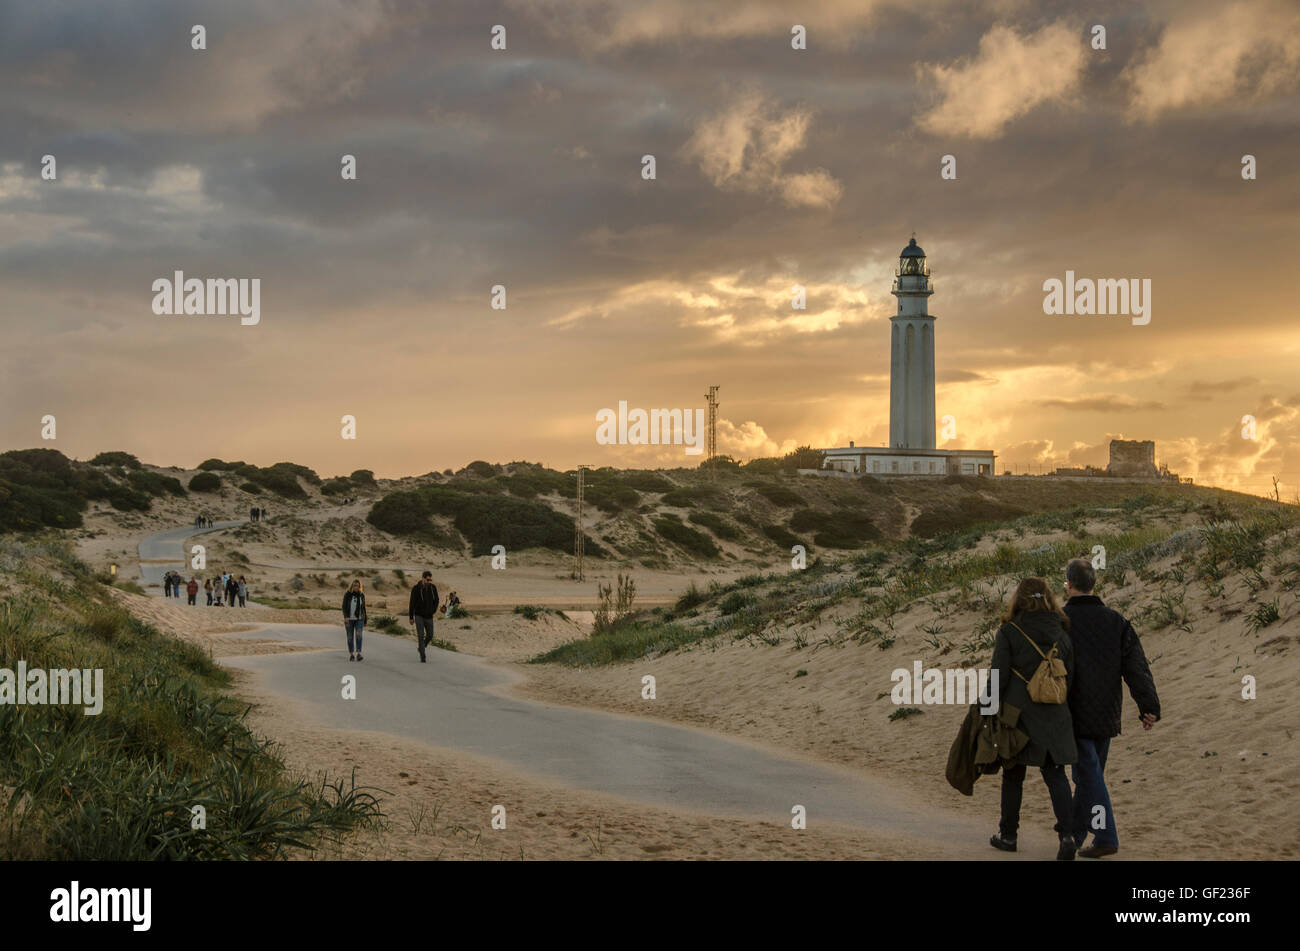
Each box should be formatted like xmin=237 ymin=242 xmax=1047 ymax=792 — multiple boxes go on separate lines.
xmin=889 ymin=236 xmax=936 ymax=450
xmin=815 ymin=235 xmax=995 ymax=478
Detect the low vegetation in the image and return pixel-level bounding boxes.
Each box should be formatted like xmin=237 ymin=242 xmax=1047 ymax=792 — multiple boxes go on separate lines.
xmin=0 ymin=538 xmax=383 ymax=859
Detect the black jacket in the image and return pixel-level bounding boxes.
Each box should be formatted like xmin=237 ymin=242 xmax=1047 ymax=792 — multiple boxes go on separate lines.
xmin=409 ymin=582 xmax=439 ymax=620
xmin=1064 ymin=595 xmax=1161 ymax=739
xmin=991 ymin=610 xmax=1077 ymax=767
xmin=342 ymin=591 xmax=367 ymax=622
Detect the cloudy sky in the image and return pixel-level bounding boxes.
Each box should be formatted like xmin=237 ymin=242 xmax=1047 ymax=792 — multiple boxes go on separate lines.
xmin=1 ymin=0 xmax=1298 ymax=496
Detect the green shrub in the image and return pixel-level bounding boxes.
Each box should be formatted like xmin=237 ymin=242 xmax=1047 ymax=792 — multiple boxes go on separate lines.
xmin=89 ymin=451 xmax=141 ymax=469
xmin=689 ymin=510 xmax=743 ymax=540
xmin=349 ymin=469 xmax=376 ymax=485
xmin=586 ymin=483 xmax=640 ymax=513
xmin=367 ymin=486 xmax=601 ymax=557
xmin=463 ymin=461 xmax=498 ymax=478
xmin=661 ymin=486 xmax=719 ymax=507
xmin=188 ymin=472 xmax=222 ymax=493
xmin=763 ymin=524 xmax=803 ymax=549
xmin=653 ymin=517 xmax=719 ymax=557
xmin=718 ymin=591 xmax=755 ymax=615
xmin=321 ymin=479 xmax=353 ymax=496
xmin=754 ymin=484 xmax=803 ymax=507
xmin=502 ymin=468 xmax=573 ymax=499
xmin=127 ymin=470 xmax=186 ymax=497
xmin=106 ymin=484 xmax=151 ymax=511
xmin=790 ymin=508 xmax=880 ymax=548
xmin=197 ymin=458 xmax=245 ymax=471
xmin=675 ymin=582 xmax=707 ymax=612
xmin=616 ymin=472 xmax=676 ymax=493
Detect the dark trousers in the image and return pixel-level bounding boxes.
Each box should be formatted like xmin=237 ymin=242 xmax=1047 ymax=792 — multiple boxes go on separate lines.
xmin=1071 ymin=737 xmax=1117 ymax=847
xmin=188 ymin=593 xmax=196 ymax=605
xmin=1000 ymin=755 xmax=1074 ymax=840
xmin=414 ymin=615 xmax=434 ymax=658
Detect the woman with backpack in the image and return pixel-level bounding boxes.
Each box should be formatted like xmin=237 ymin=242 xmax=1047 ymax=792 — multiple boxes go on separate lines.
xmin=342 ymin=580 xmax=367 ymax=662
xmin=989 ymin=577 xmax=1078 ymax=860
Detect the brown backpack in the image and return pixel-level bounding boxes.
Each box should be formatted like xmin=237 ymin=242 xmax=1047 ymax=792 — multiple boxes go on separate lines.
xmin=1008 ymin=621 xmax=1068 ymax=704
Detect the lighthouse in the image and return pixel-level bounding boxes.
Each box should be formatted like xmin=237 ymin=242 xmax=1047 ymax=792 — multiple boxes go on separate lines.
xmin=815 ymin=235 xmax=996 ymax=478
xmin=889 ymin=236 xmax=936 ymax=450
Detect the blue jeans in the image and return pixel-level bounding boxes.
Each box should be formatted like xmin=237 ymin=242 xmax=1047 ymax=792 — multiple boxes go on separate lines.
xmin=345 ymin=618 xmax=364 ymax=653
xmin=1071 ymin=737 xmax=1117 ymax=847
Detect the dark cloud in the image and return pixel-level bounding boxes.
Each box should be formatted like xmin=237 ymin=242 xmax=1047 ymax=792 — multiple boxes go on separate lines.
xmin=0 ymin=0 xmax=1297 ymax=487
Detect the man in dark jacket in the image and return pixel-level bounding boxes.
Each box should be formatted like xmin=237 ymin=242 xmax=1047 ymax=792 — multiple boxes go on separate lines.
xmin=1064 ymin=558 xmax=1161 ymax=858
xmin=408 ymin=571 xmax=439 ymax=663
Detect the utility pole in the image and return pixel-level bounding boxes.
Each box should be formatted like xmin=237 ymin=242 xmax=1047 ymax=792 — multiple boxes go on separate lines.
xmin=705 ymin=385 xmax=720 ymax=480
xmin=573 ymin=465 xmax=589 ymax=580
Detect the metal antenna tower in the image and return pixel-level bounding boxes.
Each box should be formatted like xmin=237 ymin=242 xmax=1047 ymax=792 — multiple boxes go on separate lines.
xmin=573 ymin=464 xmax=589 ymax=580
xmin=705 ymin=385 xmax=720 ymax=480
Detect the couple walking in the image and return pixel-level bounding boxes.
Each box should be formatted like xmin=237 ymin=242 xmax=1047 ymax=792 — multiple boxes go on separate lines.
xmin=338 ymin=570 xmax=441 ymax=663
xmin=982 ymin=558 xmax=1160 ymax=860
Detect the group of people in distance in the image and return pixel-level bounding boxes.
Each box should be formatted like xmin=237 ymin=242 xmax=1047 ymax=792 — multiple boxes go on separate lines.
xmin=162 ymin=570 xmax=248 ymax=607
xmin=985 ymin=557 xmax=1160 ymax=860
xmin=191 ymin=509 xmax=268 ymax=529
xmin=338 ymin=571 xmax=463 ymax=664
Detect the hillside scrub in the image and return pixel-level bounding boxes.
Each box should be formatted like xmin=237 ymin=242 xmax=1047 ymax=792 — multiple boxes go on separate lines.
xmin=533 ymin=488 xmax=1297 ymax=667
xmin=0 ymin=538 xmax=383 ymax=858
xmin=0 ymin=449 xmax=153 ymax=531
xmin=368 ymin=485 xmax=603 ymax=556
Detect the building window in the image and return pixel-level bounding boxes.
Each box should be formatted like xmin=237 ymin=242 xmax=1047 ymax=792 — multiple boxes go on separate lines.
xmin=963 ymin=463 xmax=976 ymax=474
xmin=872 ymin=460 xmax=881 ymax=473
xmin=891 ymin=461 xmax=899 ymax=473
xmin=928 ymin=461 xmax=936 ymax=473
xmin=978 ymin=464 xmax=990 ymax=475
xmin=912 ymin=461 xmax=921 ymax=473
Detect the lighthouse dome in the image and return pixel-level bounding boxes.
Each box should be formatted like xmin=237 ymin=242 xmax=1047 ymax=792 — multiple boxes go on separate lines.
xmin=900 ymin=237 xmax=925 ymax=258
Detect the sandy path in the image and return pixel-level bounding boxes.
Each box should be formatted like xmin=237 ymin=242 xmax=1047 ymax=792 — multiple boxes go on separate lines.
xmin=218 ymin=622 xmax=1005 ymax=853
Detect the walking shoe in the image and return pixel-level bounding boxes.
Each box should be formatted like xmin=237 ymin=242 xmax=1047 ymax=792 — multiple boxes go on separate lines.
xmin=989 ymin=833 xmax=1017 ymax=852
xmin=349 ymin=653 xmax=355 ymax=661
xmin=1056 ymin=837 xmax=1076 ymax=861
xmin=1078 ymin=844 xmax=1118 ymax=859
xmin=356 ymin=654 xmax=363 ymax=662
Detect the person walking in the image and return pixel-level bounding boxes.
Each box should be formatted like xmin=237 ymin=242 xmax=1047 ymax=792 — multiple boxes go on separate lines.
xmin=989 ymin=577 xmax=1078 ymax=861
xmin=237 ymin=575 xmax=248 ymax=608
xmin=343 ymin=580 xmax=367 ymax=662
xmin=408 ymin=570 xmax=439 ymax=663
xmin=1063 ymin=558 xmax=1161 ymax=858
xmin=186 ymin=576 xmax=199 ymax=606
xmin=226 ymin=574 xmax=238 ymax=607
xmin=204 ymin=578 xmax=213 ymax=606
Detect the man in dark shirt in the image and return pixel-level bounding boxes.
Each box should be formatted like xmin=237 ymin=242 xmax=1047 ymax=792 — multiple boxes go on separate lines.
xmin=408 ymin=570 xmax=440 ymax=663
xmin=1063 ymin=558 xmax=1161 ymax=858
